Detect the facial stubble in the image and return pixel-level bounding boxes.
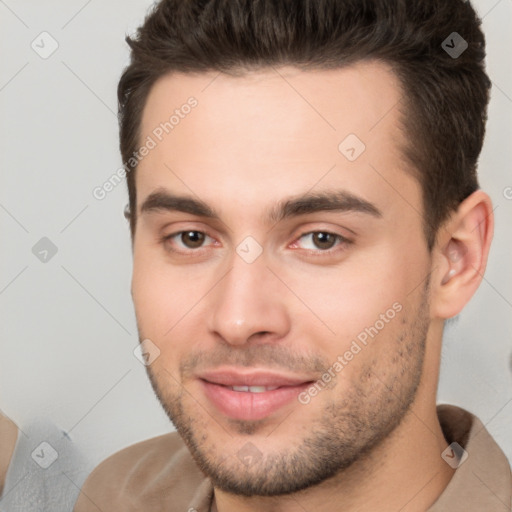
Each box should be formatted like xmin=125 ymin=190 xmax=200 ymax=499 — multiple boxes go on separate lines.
xmin=143 ymin=281 xmax=429 ymax=497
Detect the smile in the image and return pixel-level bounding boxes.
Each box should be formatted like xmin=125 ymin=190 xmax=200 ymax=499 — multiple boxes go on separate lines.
xmin=196 ymin=368 xmax=316 ymax=421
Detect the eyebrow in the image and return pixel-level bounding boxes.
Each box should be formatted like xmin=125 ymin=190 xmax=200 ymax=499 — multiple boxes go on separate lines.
xmin=140 ymin=188 xmax=382 ymax=224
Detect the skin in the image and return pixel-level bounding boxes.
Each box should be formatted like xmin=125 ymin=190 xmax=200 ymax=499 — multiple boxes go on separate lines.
xmin=0 ymin=413 xmax=18 ymax=496
xmin=76 ymin=61 xmax=494 ymax=512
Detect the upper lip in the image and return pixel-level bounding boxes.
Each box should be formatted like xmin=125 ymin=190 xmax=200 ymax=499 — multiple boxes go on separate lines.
xmin=198 ymin=368 xmax=315 ymax=387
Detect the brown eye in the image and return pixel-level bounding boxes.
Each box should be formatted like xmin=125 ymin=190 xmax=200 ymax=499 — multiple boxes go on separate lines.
xmin=294 ymin=231 xmax=350 ymax=254
xmin=311 ymin=232 xmax=338 ymax=250
xmin=160 ymin=230 xmax=215 ymax=255
xmin=180 ymin=231 xmax=205 ymax=248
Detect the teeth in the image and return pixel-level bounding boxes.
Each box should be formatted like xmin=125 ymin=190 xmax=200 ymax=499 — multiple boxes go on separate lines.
xmin=230 ymin=385 xmax=279 ymax=393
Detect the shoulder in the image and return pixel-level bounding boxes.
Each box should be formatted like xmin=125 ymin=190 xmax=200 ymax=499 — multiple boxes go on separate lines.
xmin=74 ymin=432 xmax=207 ymax=512
xmin=0 ymin=413 xmax=18 ymax=495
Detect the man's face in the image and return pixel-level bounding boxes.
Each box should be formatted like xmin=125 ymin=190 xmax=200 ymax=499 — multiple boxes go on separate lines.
xmin=132 ymin=62 xmax=433 ymax=495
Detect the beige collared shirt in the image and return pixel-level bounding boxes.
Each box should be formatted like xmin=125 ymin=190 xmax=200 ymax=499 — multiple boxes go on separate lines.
xmin=74 ymin=404 xmax=512 ymax=511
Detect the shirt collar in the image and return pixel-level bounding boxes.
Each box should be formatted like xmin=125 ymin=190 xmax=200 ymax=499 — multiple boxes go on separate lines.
xmin=187 ymin=404 xmax=511 ymax=512
xmin=427 ymin=404 xmax=511 ymax=511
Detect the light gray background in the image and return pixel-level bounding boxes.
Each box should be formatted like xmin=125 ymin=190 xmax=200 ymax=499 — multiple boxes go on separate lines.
xmin=1 ymin=0 xmax=511 ymax=472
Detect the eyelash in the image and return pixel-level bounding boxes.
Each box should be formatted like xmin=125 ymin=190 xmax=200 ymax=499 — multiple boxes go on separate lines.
xmin=159 ymin=230 xmax=352 ymax=257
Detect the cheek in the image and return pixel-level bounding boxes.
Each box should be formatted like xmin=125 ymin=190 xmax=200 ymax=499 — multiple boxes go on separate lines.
xmin=132 ymin=270 xmax=184 ymax=374
xmin=131 ymin=249 xmax=213 ymax=369
xmin=132 ymin=249 xmax=184 ymax=336
xmin=283 ymin=247 xmax=411 ymax=347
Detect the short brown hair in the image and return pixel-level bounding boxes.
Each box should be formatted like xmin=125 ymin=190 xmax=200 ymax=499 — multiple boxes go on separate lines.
xmin=119 ymin=0 xmax=491 ymax=249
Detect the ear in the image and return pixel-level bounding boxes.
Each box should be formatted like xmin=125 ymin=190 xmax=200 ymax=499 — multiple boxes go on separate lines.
xmin=430 ymin=190 xmax=494 ymax=319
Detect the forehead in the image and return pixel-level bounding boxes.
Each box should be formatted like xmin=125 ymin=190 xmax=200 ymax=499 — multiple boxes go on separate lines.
xmin=141 ymin=61 xmax=405 ymax=149
xmin=136 ymin=61 xmax=415 ymax=217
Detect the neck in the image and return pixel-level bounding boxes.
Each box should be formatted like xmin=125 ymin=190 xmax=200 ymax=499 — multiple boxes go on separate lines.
xmin=213 ymin=401 xmax=454 ymax=512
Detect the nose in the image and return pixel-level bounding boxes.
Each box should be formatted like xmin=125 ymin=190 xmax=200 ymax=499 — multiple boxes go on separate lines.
xmin=207 ymin=252 xmax=291 ymax=346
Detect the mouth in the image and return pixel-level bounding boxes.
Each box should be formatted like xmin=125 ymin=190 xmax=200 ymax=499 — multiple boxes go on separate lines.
xmin=226 ymin=385 xmax=280 ymax=392
xmin=197 ymin=369 xmax=315 ymax=421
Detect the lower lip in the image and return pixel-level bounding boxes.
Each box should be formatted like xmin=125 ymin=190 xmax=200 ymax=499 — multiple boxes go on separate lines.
xmin=200 ymin=380 xmax=311 ymax=421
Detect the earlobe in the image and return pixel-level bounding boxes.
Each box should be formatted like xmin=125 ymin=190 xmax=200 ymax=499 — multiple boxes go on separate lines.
xmin=431 ymin=190 xmax=494 ymax=319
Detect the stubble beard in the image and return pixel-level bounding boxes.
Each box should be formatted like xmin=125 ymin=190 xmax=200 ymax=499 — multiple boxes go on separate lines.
xmin=143 ymin=283 xmax=429 ymax=497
